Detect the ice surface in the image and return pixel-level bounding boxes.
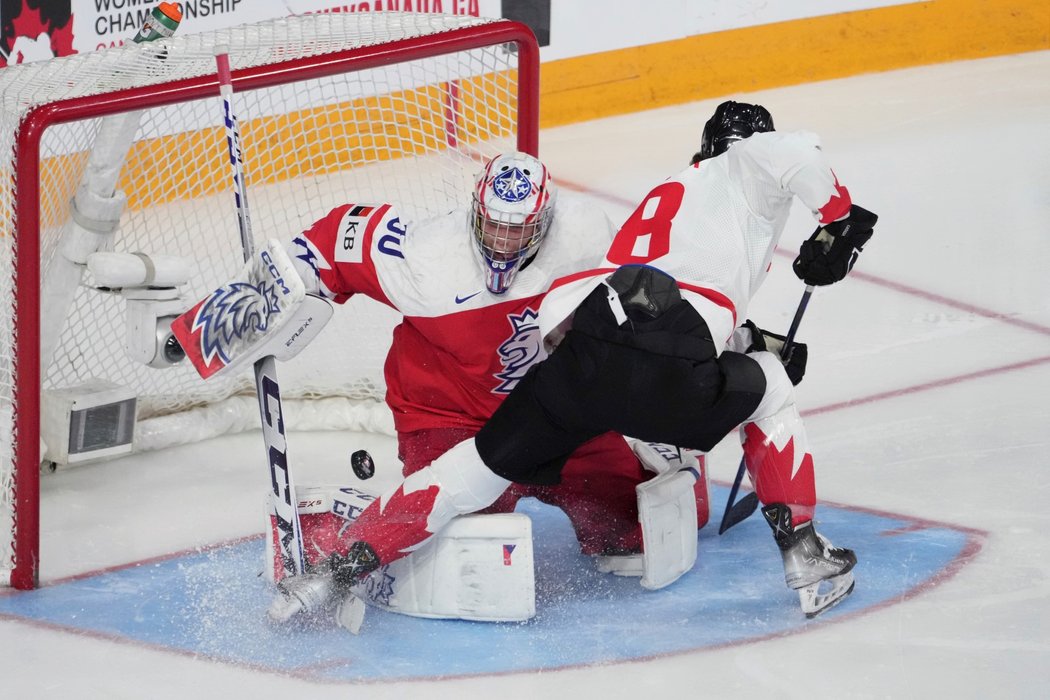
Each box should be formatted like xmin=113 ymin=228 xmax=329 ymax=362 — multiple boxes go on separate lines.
xmin=2 ymin=50 xmax=1049 ymax=699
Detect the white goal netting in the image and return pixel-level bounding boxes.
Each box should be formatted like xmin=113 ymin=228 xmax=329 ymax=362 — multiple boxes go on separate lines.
xmin=0 ymin=12 xmax=536 ymax=588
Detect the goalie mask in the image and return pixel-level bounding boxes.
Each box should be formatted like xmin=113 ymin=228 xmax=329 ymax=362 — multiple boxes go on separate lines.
xmin=471 ymin=152 xmax=556 ymax=294
xmin=692 ymin=100 xmax=775 ymax=164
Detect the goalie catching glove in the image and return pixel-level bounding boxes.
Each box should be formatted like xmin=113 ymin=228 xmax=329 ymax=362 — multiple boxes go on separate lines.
xmin=793 ymin=205 xmax=878 ymax=286
xmin=171 ymin=239 xmax=333 ymax=380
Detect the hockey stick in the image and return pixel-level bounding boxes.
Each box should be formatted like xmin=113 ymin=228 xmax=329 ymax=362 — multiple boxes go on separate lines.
xmin=717 ymin=285 xmax=815 ymax=534
xmin=214 ymin=47 xmax=306 ymax=577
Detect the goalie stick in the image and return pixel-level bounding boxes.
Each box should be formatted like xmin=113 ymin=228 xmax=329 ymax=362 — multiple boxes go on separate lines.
xmin=718 ymin=285 xmax=815 ymax=534
xmin=214 ymin=48 xmax=306 ymax=577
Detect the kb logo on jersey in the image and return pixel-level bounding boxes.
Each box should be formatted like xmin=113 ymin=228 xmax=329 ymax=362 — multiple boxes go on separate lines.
xmin=336 ymin=204 xmax=374 ymax=265
xmin=492 ymin=167 xmax=533 ymax=203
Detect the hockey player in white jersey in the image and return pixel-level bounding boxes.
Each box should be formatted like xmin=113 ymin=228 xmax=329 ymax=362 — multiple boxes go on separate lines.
xmin=265 ymin=102 xmax=876 ymax=620
xmin=215 ymin=151 xmax=709 ymax=621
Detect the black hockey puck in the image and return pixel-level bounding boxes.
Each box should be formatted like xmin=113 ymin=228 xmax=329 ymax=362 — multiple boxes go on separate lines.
xmin=351 ymin=449 xmax=375 ymax=480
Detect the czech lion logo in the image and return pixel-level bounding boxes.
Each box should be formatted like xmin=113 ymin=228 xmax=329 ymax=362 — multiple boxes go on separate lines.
xmin=192 ymin=281 xmax=281 ymax=366
xmin=494 ymin=308 xmax=543 ymax=393
xmin=360 ymin=567 xmax=397 ymax=606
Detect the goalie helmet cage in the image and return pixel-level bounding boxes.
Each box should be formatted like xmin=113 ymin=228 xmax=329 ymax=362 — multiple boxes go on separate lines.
xmin=0 ymin=13 xmax=539 ymax=589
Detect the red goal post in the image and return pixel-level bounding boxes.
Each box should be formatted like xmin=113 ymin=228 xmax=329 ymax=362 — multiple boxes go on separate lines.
xmin=1 ymin=12 xmax=539 ymax=590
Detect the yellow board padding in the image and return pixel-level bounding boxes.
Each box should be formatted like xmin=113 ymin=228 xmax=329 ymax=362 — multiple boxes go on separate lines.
xmin=539 ymin=0 xmax=1050 ymax=127
xmin=38 ymin=71 xmax=517 ymax=224
xmin=35 ymin=0 xmax=1048 ymax=224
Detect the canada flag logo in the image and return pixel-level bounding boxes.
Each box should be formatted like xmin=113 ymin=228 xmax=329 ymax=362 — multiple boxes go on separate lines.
xmin=2 ymin=2 xmax=74 ymax=67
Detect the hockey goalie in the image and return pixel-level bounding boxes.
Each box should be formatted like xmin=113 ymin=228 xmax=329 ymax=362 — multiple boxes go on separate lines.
xmin=173 ymin=151 xmax=712 ymax=628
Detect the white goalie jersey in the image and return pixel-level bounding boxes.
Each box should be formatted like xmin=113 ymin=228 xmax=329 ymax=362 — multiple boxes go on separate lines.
xmin=288 ymin=190 xmax=617 ymax=434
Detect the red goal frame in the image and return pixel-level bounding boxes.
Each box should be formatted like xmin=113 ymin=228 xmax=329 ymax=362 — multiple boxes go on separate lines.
xmin=9 ymin=20 xmax=539 ymax=590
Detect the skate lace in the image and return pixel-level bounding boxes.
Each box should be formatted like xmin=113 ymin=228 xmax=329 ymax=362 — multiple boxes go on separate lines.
xmin=811 ymin=529 xmax=853 ymax=565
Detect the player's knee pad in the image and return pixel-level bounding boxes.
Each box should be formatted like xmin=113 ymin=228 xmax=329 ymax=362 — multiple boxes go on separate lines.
xmin=425 ymin=438 xmax=512 ymax=516
xmin=745 ymin=350 xmax=796 ymax=423
xmin=352 ymin=438 xmax=509 ymax=555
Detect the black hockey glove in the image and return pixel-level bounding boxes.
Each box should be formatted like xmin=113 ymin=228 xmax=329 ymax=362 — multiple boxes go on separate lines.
xmin=742 ymin=320 xmax=808 ymax=386
xmin=328 ymin=540 xmax=381 ymax=590
xmin=792 ymin=204 xmax=878 ymax=286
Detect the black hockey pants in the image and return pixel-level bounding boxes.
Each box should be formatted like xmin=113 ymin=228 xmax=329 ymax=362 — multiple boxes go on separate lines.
xmin=476 ymin=275 xmax=766 ymax=486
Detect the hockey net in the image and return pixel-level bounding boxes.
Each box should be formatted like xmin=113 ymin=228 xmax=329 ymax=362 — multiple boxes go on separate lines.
xmin=0 ymin=12 xmax=538 ymax=588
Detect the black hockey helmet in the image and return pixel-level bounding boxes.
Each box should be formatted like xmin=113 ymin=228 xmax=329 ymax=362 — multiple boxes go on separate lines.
xmin=691 ymin=100 xmax=775 ymax=163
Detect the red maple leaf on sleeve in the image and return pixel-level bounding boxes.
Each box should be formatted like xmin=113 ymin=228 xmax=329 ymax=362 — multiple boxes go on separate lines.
xmin=817 ymin=173 xmax=852 ymax=224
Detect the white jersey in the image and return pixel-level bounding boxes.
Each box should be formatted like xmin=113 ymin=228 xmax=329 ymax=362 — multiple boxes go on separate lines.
xmin=539 ymin=130 xmax=853 ymax=352
xmin=290 ymin=191 xmax=615 ymax=433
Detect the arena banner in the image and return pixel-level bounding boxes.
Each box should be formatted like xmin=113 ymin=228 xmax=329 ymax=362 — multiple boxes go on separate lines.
xmin=2 ymin=1 xmax=1046 ymax=127
xmin=0 ymin=0 xmax=492 ymax=62
xmin=3 ymin=0 xmax=927 ymax=66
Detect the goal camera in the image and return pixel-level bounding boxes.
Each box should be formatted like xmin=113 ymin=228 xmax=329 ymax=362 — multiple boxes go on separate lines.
xmin=86 ymin=251 xmax=191 ymax=368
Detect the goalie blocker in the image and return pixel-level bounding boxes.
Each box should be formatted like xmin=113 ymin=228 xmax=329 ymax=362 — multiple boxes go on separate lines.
xmin=269 ymin=440 xmax=705 ymax=623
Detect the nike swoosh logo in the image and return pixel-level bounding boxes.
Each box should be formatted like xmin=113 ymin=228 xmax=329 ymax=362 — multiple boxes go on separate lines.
xmin=455 ymin=291 xmax=482 ymax=304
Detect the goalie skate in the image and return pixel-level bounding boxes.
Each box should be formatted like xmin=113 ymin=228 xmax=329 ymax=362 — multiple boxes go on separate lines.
xmin=762 ymin=503 xmax=856 ymax=618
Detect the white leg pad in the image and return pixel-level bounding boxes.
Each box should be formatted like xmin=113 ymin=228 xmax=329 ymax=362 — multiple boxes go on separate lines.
xmin=594 ymin=554 xmax=644 ymax=576
xmin=270 ymin=482 xmax=535 ymax=621
xmin=352 ymin=513 xmax=535 ymax=622
xmin=634 ymin=443 xmax=700 ymax=590
xmin=631 ymin=439 xmax=688 ymax=475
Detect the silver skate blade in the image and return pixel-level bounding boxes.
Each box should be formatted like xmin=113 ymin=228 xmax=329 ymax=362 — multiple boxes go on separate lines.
xmin=267 ymin=588 xmax=306 ymax=623
xmin=799 ymin=571 xmax=856 ymax=618
xmin=335 ymin=593 xmax=366 ymax=634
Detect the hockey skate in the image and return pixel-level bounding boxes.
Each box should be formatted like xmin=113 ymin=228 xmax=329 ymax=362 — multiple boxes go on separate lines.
xmin=267 ymin=572 xmax=336 ymax=623
xmin=267 ymin=541 xmax=381 ymax=624
xmin=762 ymin=503 xmax=856 ymax=618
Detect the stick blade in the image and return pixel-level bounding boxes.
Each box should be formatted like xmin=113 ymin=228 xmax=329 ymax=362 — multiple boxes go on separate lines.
xmin=717 ymin=491 xmax=759 ymax=534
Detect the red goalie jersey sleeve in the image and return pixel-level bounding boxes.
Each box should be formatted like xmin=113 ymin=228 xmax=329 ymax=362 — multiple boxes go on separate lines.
xmin=289 ymin=203 xmax=396 ymax=306
xmin=290 ymin=193 xmax=616 ymax=434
